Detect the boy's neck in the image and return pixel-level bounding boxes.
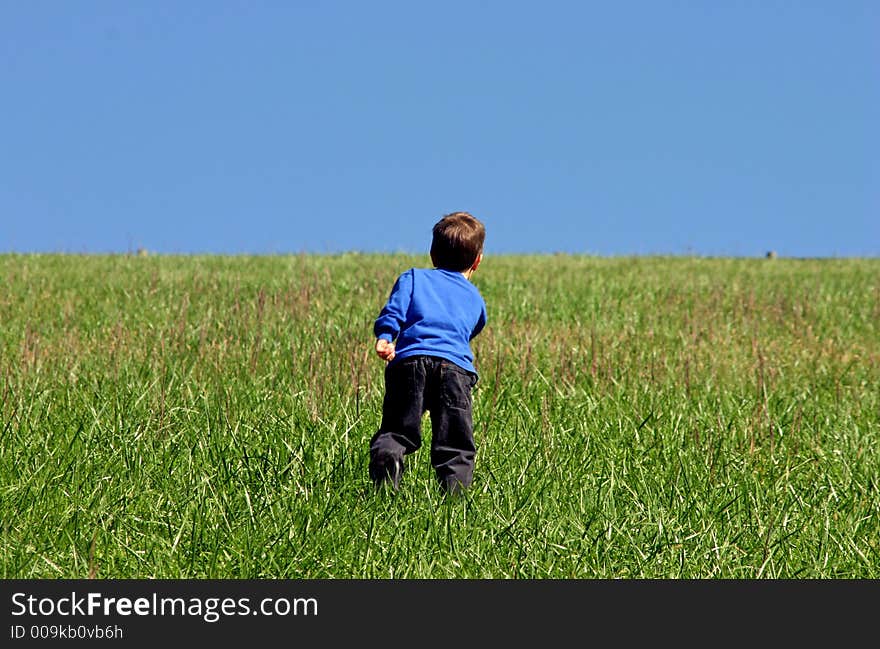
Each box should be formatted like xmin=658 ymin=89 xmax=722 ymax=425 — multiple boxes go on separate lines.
xmin=435 ymin=267 xmax=474 ymax=281
xmin=434 ymin=266 xmax=474 ymax=280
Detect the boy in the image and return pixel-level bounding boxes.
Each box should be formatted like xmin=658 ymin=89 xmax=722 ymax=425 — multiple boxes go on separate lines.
xmin=369 ymin=212 xmax=487 ymax=495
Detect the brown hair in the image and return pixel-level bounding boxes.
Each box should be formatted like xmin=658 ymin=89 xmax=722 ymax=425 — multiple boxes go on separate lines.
xmin=430 ymin=212 xmax=485 ymax=272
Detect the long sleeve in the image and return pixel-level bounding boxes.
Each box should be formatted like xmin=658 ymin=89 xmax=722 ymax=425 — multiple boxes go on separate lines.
xmin=470 ymin=301 xmax=487 ymax=340
xmin=374 ymin=270 xmax=414 ymax=342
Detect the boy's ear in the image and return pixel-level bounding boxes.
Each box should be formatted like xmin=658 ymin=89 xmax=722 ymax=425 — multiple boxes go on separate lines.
xmin=471 ymin=252 xmax=483 ymax=272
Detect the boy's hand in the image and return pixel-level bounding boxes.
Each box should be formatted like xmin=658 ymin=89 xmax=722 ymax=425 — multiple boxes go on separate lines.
xmin=375 ymin=338 xmax=396 ymax=362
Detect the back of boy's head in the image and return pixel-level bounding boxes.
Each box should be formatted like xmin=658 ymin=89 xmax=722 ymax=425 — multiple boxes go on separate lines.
xmin=430 ymin=212 xmax=485 ymax=272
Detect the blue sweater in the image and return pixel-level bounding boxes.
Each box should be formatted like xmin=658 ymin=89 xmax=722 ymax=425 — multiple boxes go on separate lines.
xmin=374 ymin=268 xmax=487 ymax=375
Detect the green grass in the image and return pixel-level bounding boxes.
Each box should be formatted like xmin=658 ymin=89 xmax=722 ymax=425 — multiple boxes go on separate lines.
xmin=1 ymin=253 xmax=878 ymax=578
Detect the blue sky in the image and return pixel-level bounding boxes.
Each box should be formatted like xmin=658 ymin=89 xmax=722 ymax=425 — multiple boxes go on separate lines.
xmin=2 ymin=1 xmax=877 ymax=257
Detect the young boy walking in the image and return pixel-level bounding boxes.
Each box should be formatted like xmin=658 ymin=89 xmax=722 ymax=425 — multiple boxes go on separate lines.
xmin=369 ymin=212 xmax=487 ymax=495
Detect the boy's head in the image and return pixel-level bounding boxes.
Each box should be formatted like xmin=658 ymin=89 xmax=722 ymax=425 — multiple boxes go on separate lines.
xmin=430 ymin=212 xmax=485 ymax=272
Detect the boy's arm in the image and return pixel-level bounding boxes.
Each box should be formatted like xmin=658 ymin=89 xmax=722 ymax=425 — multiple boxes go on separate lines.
xmin=373 ymin=270 xmax=414 ymax=360
xmin=470 ymin=301 xmax=487 ymax=340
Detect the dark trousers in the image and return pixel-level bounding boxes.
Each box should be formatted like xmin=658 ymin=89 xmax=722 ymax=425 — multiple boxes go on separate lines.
xmin=369 ymin=355 xmax=478 ymax=493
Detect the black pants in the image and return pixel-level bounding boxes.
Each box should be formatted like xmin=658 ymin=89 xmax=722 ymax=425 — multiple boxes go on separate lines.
xmin=369 ymin=355 xmax=478 ymax=492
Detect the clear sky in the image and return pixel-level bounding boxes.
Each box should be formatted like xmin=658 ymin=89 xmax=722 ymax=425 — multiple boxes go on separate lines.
xmin=2 ymin=1 xmax=877 ymax=257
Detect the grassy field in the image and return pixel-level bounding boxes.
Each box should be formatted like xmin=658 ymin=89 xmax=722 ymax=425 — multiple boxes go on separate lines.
xmin=1 ymin=253 xmax=878 ymax=578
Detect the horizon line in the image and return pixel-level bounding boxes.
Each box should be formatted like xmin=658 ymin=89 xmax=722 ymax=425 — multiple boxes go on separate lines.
xmin=2 ymin=249 xmax=877 ymax=261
